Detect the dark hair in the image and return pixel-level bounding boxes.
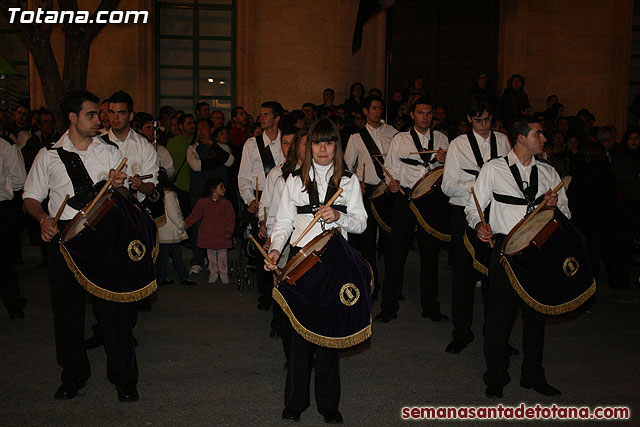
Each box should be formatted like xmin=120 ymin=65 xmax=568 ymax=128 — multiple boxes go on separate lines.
xmin=466 ymin=94 xmax=493 ymax=117
xmin=195 ymin=102 xmax=209 ymax=113
xmin=315 ymin=106 xmax=330 ymax=119
xmin=281 ymin=126 xmax=298 ymax=138
xmin=261 ymin=101 xmax=284 ymax=119
xmin=196 ymin=118 xmax=213 ymax=130
xmin=231 ymin=106 xmax=245 ymax=119
xmin=509 ymin=117 xmax=540 ymax=141
xmin=301 ymin=118 xmax=345 ymax=193
xmin=248 ymin=122 xmax=261 ymax=136
xmin=577 ymin=109 xmax=590 ymax=117
xmin=369 ymin=88 xmax=382 ymax=97
xmin=212 ymin=125 xmax=228 ymax=142
xmin=349 ymin=82 xmax=365 ymax=98
xmin=410 ymin=96 xmax=433 ymax=113
xmin=302 ymin=102 xmax=315 ymax=110
xmin=108 ymin=90 xmax=134 ymax=113
xmin=159 ymin=105 xmax=175 ymax=119
xmin=177 ymin=113 xmax=194 ymax=128
xmin=282 ymin=128 xmax=308 ymax=180
xmin=546 ymin=94 xmax=558 ymax=103
xmin=203 ymin=178 xmax=224 ymax=198
xmin=134 ymin=112 xmax=154 ymax=129
xmin=507 ymin=74 xmax=525 ymax=91
xmin=362 ymin=95 xmax=382 ymax=111
xmin=323 ymin=88 xmax=335 ymax=95
xmin=289 ymin=109 xmax=305 ymax=122
xmin=38 ymin=110 xmax=55 ymax=124
xmin=60 ymin=90 xmax=100 ymax=123
xmin=621 ymin=126 xmax=640 ymax=148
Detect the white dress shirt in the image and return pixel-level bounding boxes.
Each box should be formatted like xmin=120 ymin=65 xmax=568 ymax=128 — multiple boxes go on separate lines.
xmin=344 ymin=123 xmax=397 ymax=185
xmin=465 ymin=150 xmax=570 ymax=235
xmin=156 ymin=144 xmax=175 ymax=178
xmin=270 ymin=162 xmax=367 ymax=252
xmin=23 ymin=132 xmax=125 ymax=221
xmin=442 ymin=130 xmax=511 ymax=207
xmin=0 ymin=137 xmax=26 ymax=201
xmin=238 ymin=130 xmax=284 ymax=206
xmin=383 ymin=127 xmax=449 ymax=189
xmin=108 ymin=128 xmax=159 ymax=186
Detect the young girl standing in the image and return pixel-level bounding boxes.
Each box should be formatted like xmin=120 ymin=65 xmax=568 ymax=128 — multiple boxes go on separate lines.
xmin=185 ymin=179 xmax=235 ymax=284
xmin=265 ymin=118 xmax=367 ymax=424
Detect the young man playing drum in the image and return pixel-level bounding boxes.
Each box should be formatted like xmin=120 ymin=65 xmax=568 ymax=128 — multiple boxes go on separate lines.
xmin=344 ymin=95 xmax=398 ymax=300
xmin=375 ymin=97 xmax=449 ymax=323
xmin=467 ymin=117 xmax=569 ymax=399
xmin=441 ymin=95 xmax=511 ymax=354
xmin=23 ymin=90 xmax=140 ymax=402
xmin=265 ymin=118 xmax=367 ymax=424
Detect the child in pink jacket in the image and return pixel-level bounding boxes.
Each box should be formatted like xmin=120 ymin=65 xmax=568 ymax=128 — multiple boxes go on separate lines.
xmin=185 ymin=179 xmax=235 ymax=284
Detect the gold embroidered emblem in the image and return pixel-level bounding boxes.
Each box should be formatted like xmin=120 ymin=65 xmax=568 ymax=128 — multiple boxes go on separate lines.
xmin=339 ymin=283 xmax=360 ymax=306
xmin=128 ymin=240 xmax=146 ymax=261
xmin=563 ymin=257 xmax=579 ymax=277
xmin=149 ymin=189 xmax=160 ymax=203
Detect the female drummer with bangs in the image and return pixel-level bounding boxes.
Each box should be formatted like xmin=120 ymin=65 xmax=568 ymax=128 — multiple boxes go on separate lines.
xmin=265 ymin=118 xmax=367 ymax=424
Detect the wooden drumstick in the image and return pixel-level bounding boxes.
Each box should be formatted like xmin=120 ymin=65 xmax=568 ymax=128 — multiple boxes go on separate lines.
xmin=249 ymin=234 xmax=281 ymax=275
xmin=374 ymin=157 xmax=406 ymax=196
xmin=263 ymin=206 xmax=267 ymax=223
xmin=291 ymin=188 xmax=343 ymax=247
xmin=52 ymin=194 xmax=70 ymax=226
xmin=409 ymin=150 xmax=439 ymax=155
xmin=519 ymin=182 xmax=564 ymax=229
xmin=371 ymin=153 xmax=385 ymax=158
xmin=471 ymin=187 xmax=493 ymax=248
xmin=362 ymin=163 xmax=366 ymax=183
xmin=85 ymin=157 xmax=127 ymax=216
xmin=138 ymin=174 xmax=153 ymax=180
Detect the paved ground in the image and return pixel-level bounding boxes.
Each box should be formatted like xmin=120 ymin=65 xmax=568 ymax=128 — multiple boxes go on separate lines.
xmin=1 ymin=239 xmax=639 ymax=426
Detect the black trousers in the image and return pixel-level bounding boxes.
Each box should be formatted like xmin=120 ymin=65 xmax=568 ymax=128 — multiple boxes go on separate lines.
xmin=450 ymin=206 xmax=488 ymax=344
xmin=483 ymin=235 xmax=546 ymax=387
xmin=285 ymin=330 xmax=340 ymax=413
xmin=47 ymin=231 xmax=138 ymax=387
xmin=349 ymin=184 xmax=387 ymax=293
xmin=0 ymin=200 xmax=22 ymax=314
xmin=249 ymin=211 xmax=272 ymax=305
xmin=381 ymin=192 xmax=440 ymax=315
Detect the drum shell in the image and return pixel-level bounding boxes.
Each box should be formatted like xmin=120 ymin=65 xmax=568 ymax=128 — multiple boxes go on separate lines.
xmin=500 ymin=209 xmax=595 ymax=315
xmin=369 ymin=183 xmax=393 ymax=234
xmin=273 ymin=231 xmax=373 ymax=349
xmin=60 ymin=190 xmax=158 ymax=302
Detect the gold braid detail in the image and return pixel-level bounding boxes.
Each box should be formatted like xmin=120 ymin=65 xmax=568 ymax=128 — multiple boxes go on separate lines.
xmin=409 ymin=201 xmax=451 ymax=242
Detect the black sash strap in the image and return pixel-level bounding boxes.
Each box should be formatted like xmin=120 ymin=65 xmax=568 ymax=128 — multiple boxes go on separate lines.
xmin=358 ymin=128 xmax=385 ymax=181
xmin=466 ymin=131 xmax=497 ymax=170
xmin=408 ymin=128 xmax=436 ymax=166
xmin=296 ymin=174 xmax=347 ymax=214
xmin=100 ymin=133 xmax=119 ymax=149
xmin=462 ymin=169 xmax=479 ymax=177
xmin=255 ymin=134 xmax=276 ymax=178
xmin=494 ymin=157 xmax=543 ymax=213
xmin=55 ymin=148 xmax=97 ymax=210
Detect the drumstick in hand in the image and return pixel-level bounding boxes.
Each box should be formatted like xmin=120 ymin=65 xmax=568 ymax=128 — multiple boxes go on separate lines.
xmin=263 ymin=206 xmax=267 ymax=224
xmin=292 ymin=188 xmax=343 ymax=247
xmin=52 ymin=194 xmax=70 ymax=227
xmin=471 ymin=187 xmax=493 ymax=248
xmin=374 ymin=157 xmax=405 ymax=195
xmin=85 ymin=157 xmax=128 ymax=217
xmin=255 ymin=177 xmax=259 ymax=217
xmin=409 ymin=150 xmax=439 ymax=155
xmin=519 ymin=182 xmax=564 ymax=229
xmin=249 ymin=234 xmax=281 ymax=275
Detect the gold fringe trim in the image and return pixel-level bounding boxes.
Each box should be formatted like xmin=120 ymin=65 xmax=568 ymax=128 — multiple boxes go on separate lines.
xmin=60 ymin=243 xmax=158 ymax=303
xmin=409 ymin=201 xmax=451 ymax=242
xmin=154 ymin=214 xmax=167 ymax=228
xmin=500 ymin=256 xmax=596 ymax=315
xmin=370 ymin=201 xmax=391 ymax=234
xmin=463 ymin=232 xmax=489 ymax=276
xmin=272 ymin=286 xmax=372 ymax=349
xmin=152 ymin=232 xmax=159 ymax=263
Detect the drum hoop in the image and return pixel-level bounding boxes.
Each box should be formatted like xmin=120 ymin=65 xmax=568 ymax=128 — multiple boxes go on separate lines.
xmin=408 ymin=200 xmax=451 ymax=242
xmin=500 ymin=255 xmax=596 ymax=315
xmin=501 ymin=207 xmax=555 ymax=256
xmin=370 ymin=199 xmax=391 ymax=234
xmin=271 ymin=262 xmax=374 ymax=349
xmin=279 ymin=229 xmax=336 ymax=284
xmin=410 ymin=166 xmax=444 ymax=200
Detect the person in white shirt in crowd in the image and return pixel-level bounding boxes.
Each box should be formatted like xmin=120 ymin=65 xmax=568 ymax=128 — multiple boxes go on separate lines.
xmin=238 ymin=101 xmax=285 ymax=311
xmin=375 ymin=97 xmax=449 ymax=323
xmin=441 ymin=95 xmax=512 ymax=355
xmin=134 ymin=112 xmax=175 ymax=178
xmin=0 ymin=134 xmax=27 ymax=319
xmin=344 ymin=95 xmax=397 ymax=299
xmin=468 ymin=117 xmax=568 ymax=399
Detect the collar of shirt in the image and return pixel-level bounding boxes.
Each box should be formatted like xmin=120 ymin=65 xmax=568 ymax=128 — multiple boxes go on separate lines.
xmin=365 ymin=122 xmax=383 ymax=137
xmin=108 ymin=128 xmax=134 ymax=144
xmin=507 ymin=149 xmax=536 ymax=172
xmin=413 ymin=126 xmax=431 ymax=147
xmin=51 ymin=131 xmax=100 ymax=153
xmin=262 ymin=130 xmax=281 ymax=147
xmin=473 ymin=130 xmax=491 ymax=145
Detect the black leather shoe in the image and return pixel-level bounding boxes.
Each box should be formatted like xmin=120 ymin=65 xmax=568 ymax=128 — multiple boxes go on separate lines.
xmin=485 ymin=384 xmax=503 ymax=399
xmin=507 ymin=344 xmax=520 ymax=356
xmin=269 ymin=328 xmax=281 ymax=338
xmin=373 ymin=311 xmax=397 ymax=323
xmin=521 ymin=382 xmax=561 ymax=396
xmin=54 ymin=381 xmax=85 ymax=400
xmin=445 ymin=340 xmax=467 ymax=354
xmin=116 ymin=385 xmax=139 ymax=402
xmin=281 ymin=407 xmax=301 ymax=421
xmin=422 ymin=310 xmax=449 ymax=322
xmin=319 ymin=409 xmax=343 ymax=424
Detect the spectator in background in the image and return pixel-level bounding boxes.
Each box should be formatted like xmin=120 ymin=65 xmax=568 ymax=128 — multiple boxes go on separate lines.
xmin=597 ymin=126 xmax=617 ymax=162
xmin=467 ymin=72 xmax=497 ymax=112
xmin=345 ymin=82 xmax=365 ymax=115
xmin=498 ymin=73 xmax=529 ymax=126
xmin=99 ymin=100 xmax=110 ymax=135
xmin=229 ymin=106 xmax=249 ymax=148
xmin=195 ymin=102 xmax=210 ymax=120
xmin=166 ymin=113 xmax=196 ymax=218
xmin=248 ymin=122 xmax=262 ymax=138
xmin=335 ymin=104 xmax=347 ymax=120
xmin=302 ymin=102 xmax=315 ymax=125
xmin=321 ymin=88 xmax=337 ymax=114
xmin=369 ymin=88 xmax=383 ymax=98
xmin=408 ymin=76 xmax=426 ymax=98
xmin=211 ymin=110 xmax=225 ymax=130
xmin=135 ymin=112 xmax=175 ymax=178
